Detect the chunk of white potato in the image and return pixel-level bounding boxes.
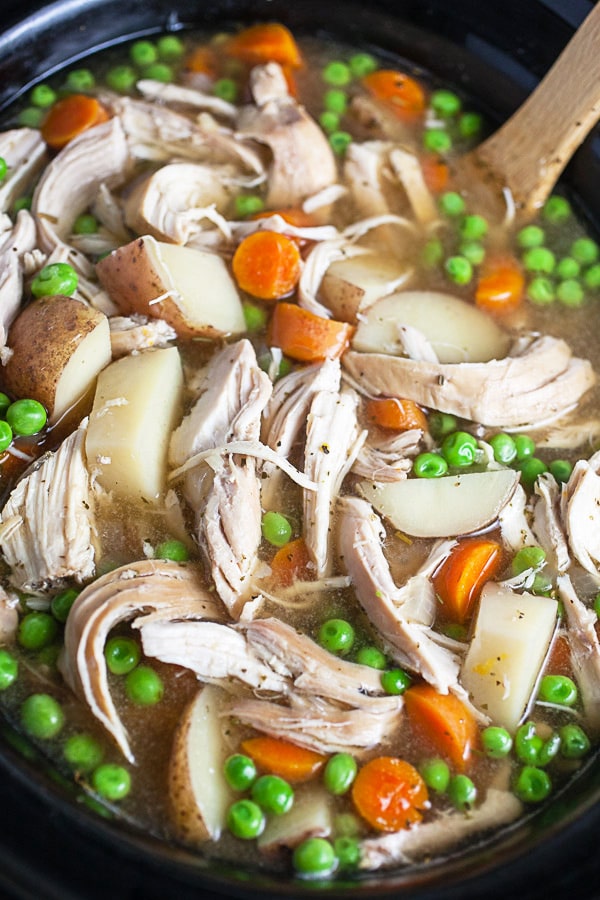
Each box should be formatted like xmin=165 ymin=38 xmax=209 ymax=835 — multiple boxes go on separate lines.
xmin=96 ymin=235 xmax=245 ymax=339
xmin=461 ymin=582 xmax=558 ymax=730
xmin=169 ymin=686 xmax=235 ymax=843
xmin=258 ymin=784 xmax=334 ymax=851
xmin=3 ymin=295 xmax=111 ymax=423
xmin=352 ymin=290 xmax=511 ymax=363
xmin=358 ymin=469 xmax=519 ymax=538
xmin=318 ymin=253 xmax=412 ymax=322
xmin=85 ymin=346 xmax=183 ymax=502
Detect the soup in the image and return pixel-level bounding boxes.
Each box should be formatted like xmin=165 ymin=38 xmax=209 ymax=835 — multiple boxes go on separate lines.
xmin=0 ymin=19 xmax=598 ymax=882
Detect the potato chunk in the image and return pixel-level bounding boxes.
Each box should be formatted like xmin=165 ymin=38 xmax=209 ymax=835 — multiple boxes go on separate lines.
xmin=96 ymin=235 xmax=246 ymax=339
xmin=85 ymin=346 xmax=183 ymax=502
xmin=3 ymin=294 xmax=111 ymax=423
xmin=461 ymin=582 xmax=558 ymax=730
xmin=318 ymin=253 xmax=411 ymax=322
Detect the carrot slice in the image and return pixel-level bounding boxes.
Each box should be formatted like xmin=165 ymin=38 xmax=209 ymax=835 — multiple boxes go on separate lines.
xmin=362 ymin=69 xmax=426 ymax=122
xmin=546 ymin=634 xmax=572 ymax=676
xmin=365 ymin=397 xmax=428 ymax=432
xmin=41 ymin=94 xmax=110 ymax=150
xmin=185 ymin=45 xmax=220 ymax=78
xmin=232 ymin=231 xmax=302 ymax=301
xmin=241 ymin=736 xmax=327 ymax=783
xmin=404 ymin=683 xmax=478 ymax=771
xmin=224 ymin=23 xmax=303 ymax=68
xmin=420 ymin=154 xmax=450 ymax=193
xmin=352 ymin=757 xmax=429 ymax=832
xmin=269 ymin=537 xmax=312 ymax=586
xmin=268 ymin=303 xmax=354 ymax=362
xmin=433 ymin=537 xmax=503 ymax=624
xmin=475 ymin=254 xmax=525 ymax=314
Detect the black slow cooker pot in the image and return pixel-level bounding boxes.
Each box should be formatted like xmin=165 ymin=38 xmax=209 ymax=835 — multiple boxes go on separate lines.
xmin=0 ymin=1 xmax=599 ymax=897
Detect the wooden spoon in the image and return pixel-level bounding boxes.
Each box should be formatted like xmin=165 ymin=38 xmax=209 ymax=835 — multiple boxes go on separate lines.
xmin=453 ymin=3 xmax=600 ymax=219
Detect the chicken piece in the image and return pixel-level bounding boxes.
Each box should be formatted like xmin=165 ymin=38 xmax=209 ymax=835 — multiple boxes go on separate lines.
xmin=561 ymin=449 xmax=600 ymax=578
xmin=343 ymin=334 xmax=595 ymax=429
xmin=32 ymin=118 xmax=131 ymax=277
xmin=109 ymin=314 xmax=176 ymax=358
xmin=303 ymin=386 xmax=364 ymax=576
xmin=0 ymin=585 xmax=18 ymax=644
xmin=0 ymin=419 xmax=95 ymax=593
xmin=497 ymin=484 xmax=536 ymax=555
xmin=237 ymin=62 xmax=337 ymax=207
xmin=0 ymin=210 xmax=37 ymax=347
xmin=351 ymin=429 xmax=422 ymax=482
xmin=343 ymin=141 xmax=393 ymax=221
xmin=136 ymin=79 xmax=237 ymax=119
xmin=557 ymin=574 xmax=600 ymax=733
xmin=62 ymin=559 xmax=223 ymax=761
xmin=228 ymin=692 xmax=402 ymax=756
xmin=337 ymin=496 xmax=467 ymax=696
xmin=532 ymin=472 xmax=570 ymax=574
xmin=0 ymin=128 xmax=47 ymax=214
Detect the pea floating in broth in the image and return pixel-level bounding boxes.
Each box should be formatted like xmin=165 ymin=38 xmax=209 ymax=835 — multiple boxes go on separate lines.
xmin=0 ymin=18 xmax=599 ymax=883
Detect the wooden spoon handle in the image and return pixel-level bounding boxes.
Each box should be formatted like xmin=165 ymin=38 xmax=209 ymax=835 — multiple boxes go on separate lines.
xmin=475 ymin=3 xmax=600 ymax=213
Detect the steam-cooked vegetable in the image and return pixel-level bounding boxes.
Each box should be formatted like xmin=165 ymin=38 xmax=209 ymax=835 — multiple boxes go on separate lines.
xmin=3 ymin=294 xmax=111 ymax=422
xmin=404 ymin=684 xmax=478 ymax=771
xmin=318 ymin=253 xmax=412 ymax=321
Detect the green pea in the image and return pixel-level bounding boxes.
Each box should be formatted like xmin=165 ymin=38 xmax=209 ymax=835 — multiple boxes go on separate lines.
xmin=227 ymin=799 xmax=265 ymax=839
xmin=514 ymin=434 xmax=536 ymax=461
xmin=105 ymin=65 xmax=138 ymax=93
xmin=348 ymin=53 xmax=378 ymax=78
xmin=423 ymin=128 xmax=452 ymax=154
xmin=130 ymin=40 xmax=158 ymax=68
xmin=51 ymin=587 xmax=80 ymax=623
xmin=428 ymin=412 xmax=457 ymax=440
xmin=531 ymin=572 xmax=553 ymax=596
xmin=251 ymin=774 xmax=294 ymax=815
xmin=318 ymin=619 xmax=355 ymax=655
xmin=333 ymin=835 xmax=361 ymax=869
xmin=223 ymin=753 xmax=257 ymax=792
xmin=448 ymin=774 xmax=477 ymax=810
xmin=73 ymin=213 xmax=98 ymax=235
xmin=515 ymin=721 xmax=544 ymax=764
xmin=441 ymin=430 xmax=478 ymax=467
xmin=555 ymin=257 xmax=580 ymax=280
xmin=142 ymin=63 xmax=173 ymax=83
xmin=0 ymin=649 xmax=18 ymax=690
xmin=512 ymin=545 xmax=546 ymax=575
xmin=125 ymin=665 xmax=164 ymax=705
xmin=213 ymin=78 xmax=237 ymax=101
xmin=571 ymin=237 xmax=599 ymax=266
xmin=557 ymin=278 xmax=585 ymax=308
xmin=445 ymin=255 xmax=473 ymax=285
xmin=540 ymin=674 xmax=578 ymax=707
xmin=549 ymin=459 xmax=572 ymax=484
xmin=355 ymin=646 xmax=387 ymax=669
xmin=442 ymin=622 xmax=468 ymax=641
xmin=64 ymin=733 xmax=104 ymax=773
xmin=458 ymin=111 xmax=482 ymax=138
xmin=328 ymin=130 xmax=352 ymax=155
xmin=517 ymin=225 xmax=545 ymax=249
xmin=559 ymin=723 xmax=590 ymax=759
xmin=243 ymin=302 xmax=268 ymax=333
xmin=21 ymin=693 xmax=64 ymax=739
xmin=261 ymin=511 xmax=292 ymax=548
xmin=543 ymin=195 xmax=571 ymax=224
xmin=323 ymin=753 xmax=357 ymax=795
xmin=489 ymin=432 xmax=517 ymax=464
xmin=154 ymin=539 xmax=189 ymax=561
xmin=537 ymin=732 xmax=561 ymax=767
xmin=412 ymin=452 xmax=448 ymax=478
xmin=65 ymin=69 xmax=95 ymax=92
xmin=13 ymin=196 xmax=32 ymax=213
xmin=595 ymin=592 xmax=600 ymax=618
xmin=30 ymin=84 xmax=57 ymax=108
xmin=459 ymin=214 xmax=487 ymax=241
xmin=0 ymin=158 xmax=7 ymax=183
xmin=513 ymin=766 xmax=551 ymax=803
xmin=459 ymin=241 xmax=486 ymax=266
xmin=419 ymin=758 xmax=450 ymax=793
xmin=0 ymin=421 xmax=12 ymax=453
xmin=516 ymin=456 xmax=548 ymax=490
xmin=234 ymin=194 xmax=264 ymax=218
xmin=438 ymin=191 xmax=466 ymax=217
xmin=430 ymin=89 xmax=461 ymax=118
xmin=334 ymin=812 xmax=361 ymax=837
xmin=18 ymin=612 xmax=58 ymax=651
xmin=31 ymin=261 xmax=78 ymax=298
xmin=0 ymin=392 xmax=11 ymax=415
xmin=481 ymin=726 xmax=513 ymax=759
xmin=583 ymin=263 xmax=600 ymax=289
xmin=319 ymin=110 xmax=340 ymax=133
xmin=421 ymin=238 xmax=444 ymax=267
xmin=18 ymin=107 xmax=44 ymax=128
xmin=293 ymin=837 xmax=337 ymax=878
xmin=6 ymin=399 xmax=47 ymax=437
xmin=92 ymin=763 xmax=131 ymax=801
xmin=157 ymin=35 xmax=185 ymax=61
xmin=104 ymin=636 xmax=141 ymax=675
xmin=323 ymin=88 xmax=348 ymax=114
xmin=381 ymin=667 xmax=411 ymax=695
xmin=522 ymin=246 xmax=556 ymax=274
xmin=322 ymin=61 xmax=351 ymax=86
xmin=258 ymin=352 xmax=292 ymax=381
xmin=527 ymin=276 xmax=555 ymax=305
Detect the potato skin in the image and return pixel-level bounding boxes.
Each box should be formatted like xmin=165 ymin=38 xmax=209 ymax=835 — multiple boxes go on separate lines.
xmin=3 ymin=294 xmax=106 ymax=417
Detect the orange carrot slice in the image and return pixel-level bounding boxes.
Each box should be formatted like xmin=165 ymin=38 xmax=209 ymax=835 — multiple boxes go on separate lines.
xmin=41 ymin=94 xmax=110 ymax=150
xmin=362 ymin=69 xmax=426 ymax=122
xmin=224 ymin=23 xmax=303 ymax=68
xmin=268 ymin=303 xmax=354 ymax=362
xmin=420 ymin=154 xmax=450 ymax=193
xmin=404 ymin=683 xmax=478 ymax=771
xmin=185 ymin=45 xmax=220 ymax=78
xmin=475 ymin=254 xmax=525 ymax=314
xmin=269 ymin=537 xmax=312 ymax=586
xmin=365 ymin=397 xmax=428 ymax=432
xmin=232 ymin=231 xmax=302 ymax=301
xmin=241 ymin=736 xmax=327 ymax=783
xmin=352 ymin=757 xmax=429 ymax=832
xmin=433 ymin=537 xmax=503 ymax=624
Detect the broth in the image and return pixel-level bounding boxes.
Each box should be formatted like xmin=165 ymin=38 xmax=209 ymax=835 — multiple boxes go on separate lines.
xmin=0 ymin=20 xmax=598 ymax=882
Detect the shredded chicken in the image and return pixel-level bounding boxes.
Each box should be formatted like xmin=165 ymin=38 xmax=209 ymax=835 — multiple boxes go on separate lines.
xmin=561 ymin=449 xmax=600 ymax=579
xmin=109 ymin=314 xmax=176 ymax=358
xmin=0 ymin=128 xmax=47 ymax=214
xmin=558 ymin=574 xmax=600 ymax=733
xmin=0 ymin=210 xmax=37 ymax=347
